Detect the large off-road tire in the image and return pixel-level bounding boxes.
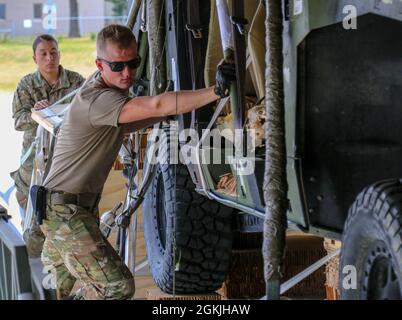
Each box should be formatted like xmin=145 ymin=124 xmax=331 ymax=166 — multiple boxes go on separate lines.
xmin=340 ymin=179 xmax=402 ymax=300
xmin=143 ymin=158 xmax=233 ymax=294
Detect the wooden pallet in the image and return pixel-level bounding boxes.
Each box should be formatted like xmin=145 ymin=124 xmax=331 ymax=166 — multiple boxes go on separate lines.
xmin=218 ymin=233 xmax=328 ymax=299
xmin=146 ymin=288 xmax=222 ymax=300
xmin=325 ymin=285 xmax=340 ymax=300
xmin=218 ymin=248 xmax=265 ymax=299
xmin=323 ymin=238 xmax=342 ymax=300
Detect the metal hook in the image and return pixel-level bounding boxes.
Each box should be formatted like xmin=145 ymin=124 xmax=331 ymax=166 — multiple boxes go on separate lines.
xmin=155 ymin=66 xmax=162 ymax=90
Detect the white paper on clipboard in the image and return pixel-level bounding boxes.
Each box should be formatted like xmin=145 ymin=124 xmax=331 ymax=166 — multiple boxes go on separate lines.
xmin=294 ymin=0 xmax=303 ymax=16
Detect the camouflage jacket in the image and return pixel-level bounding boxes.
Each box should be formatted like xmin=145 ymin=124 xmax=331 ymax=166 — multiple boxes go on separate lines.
xmin=12 ymin=66 xmax=85 ymax=161
xmin=12 ymin=65 xmax=85 ymax=132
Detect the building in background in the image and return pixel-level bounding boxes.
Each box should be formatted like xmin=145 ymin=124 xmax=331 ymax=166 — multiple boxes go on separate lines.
xmin=0 ymin=0 xmax=127 ymax=38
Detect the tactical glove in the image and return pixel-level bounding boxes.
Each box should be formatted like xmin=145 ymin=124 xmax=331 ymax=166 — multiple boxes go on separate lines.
xmin=214 ymin=60 xmax=236 ymax=98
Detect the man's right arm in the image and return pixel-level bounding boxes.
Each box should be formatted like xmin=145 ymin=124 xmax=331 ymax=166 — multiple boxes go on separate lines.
xmin=118 ymin=60 xmax=236 ymax=125
xmin=12 ymin=83 xmax=37 ymax=131
xmin=118 ymin=86 xmax=219 ymax=124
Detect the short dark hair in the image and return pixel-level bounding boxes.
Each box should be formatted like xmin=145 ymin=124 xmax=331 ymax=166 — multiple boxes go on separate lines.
xmin=32 ymin=34 xmax=58 ymax=53
xmin=96 ymin=24 xmax=136 ymax=56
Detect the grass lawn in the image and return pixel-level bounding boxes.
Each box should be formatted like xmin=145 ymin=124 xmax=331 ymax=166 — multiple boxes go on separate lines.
xmin=0 ymin=35 xmax=97 ymax=91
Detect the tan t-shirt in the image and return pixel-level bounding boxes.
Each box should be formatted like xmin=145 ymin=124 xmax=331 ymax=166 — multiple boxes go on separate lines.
xmin=43 ymin=72 xmax=130 ymax=194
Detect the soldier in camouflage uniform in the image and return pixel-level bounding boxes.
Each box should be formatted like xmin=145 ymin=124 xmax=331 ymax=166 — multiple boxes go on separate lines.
xmin=10 ymin=34 xmax=84 ymax=257
xmin=41 ymin=201 xmax=134 ymax=299
xmin=40 ymin=24 xmax=234 ymax=299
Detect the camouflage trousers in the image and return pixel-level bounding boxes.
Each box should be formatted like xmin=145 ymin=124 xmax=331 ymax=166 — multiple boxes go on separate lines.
xmin=40 ymin=199 xmax=135 ymax=300
xmin=23 ymin=223 xmax=45 ymax=258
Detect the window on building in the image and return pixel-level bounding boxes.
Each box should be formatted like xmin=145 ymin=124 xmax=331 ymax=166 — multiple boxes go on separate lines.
xmin=0 ymin=4 xmax=6 ymax=20
xmin=33 ymin=3 xmax=43 ymax=19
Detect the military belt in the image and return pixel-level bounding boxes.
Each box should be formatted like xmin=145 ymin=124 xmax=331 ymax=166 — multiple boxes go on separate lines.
xmin=48 ymin=190 xmax=100 ymax=210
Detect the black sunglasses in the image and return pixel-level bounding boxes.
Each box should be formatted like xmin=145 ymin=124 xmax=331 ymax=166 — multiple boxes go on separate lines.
xmin=98 ymin=56 xmax=141 ymax=72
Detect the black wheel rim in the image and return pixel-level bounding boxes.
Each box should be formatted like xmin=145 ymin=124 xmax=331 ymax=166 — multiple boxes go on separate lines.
xmin=363 ymin=241 xmax=401 ymax=300
xmin=156 ymin=173 xmax=167 ymax=251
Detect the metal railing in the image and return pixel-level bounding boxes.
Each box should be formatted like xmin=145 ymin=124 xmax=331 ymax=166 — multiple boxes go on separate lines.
xmin=0 ymin=205 xmax=34 ymax=300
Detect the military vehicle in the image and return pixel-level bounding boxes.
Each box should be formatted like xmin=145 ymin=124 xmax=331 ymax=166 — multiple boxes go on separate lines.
xmin=120 ymin=0 xmax=402 ymax=300
xmin=26 ymin=0 xmax=402 ymax=300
